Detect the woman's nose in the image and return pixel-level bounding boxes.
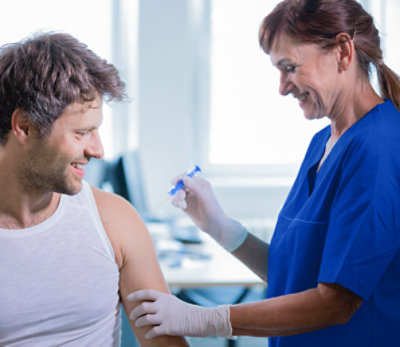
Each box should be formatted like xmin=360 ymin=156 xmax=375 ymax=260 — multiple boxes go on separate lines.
xmin=279 ymin=72 xmax=293 ymax=96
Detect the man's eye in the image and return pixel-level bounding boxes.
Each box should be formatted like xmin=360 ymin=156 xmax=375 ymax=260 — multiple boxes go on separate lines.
xmin=76 ymin=131 xmax=88 ymax=137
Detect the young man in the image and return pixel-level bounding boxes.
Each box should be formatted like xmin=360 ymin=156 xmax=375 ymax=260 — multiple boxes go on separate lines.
xmin=0 ymin=32 xmax=187 ymax=346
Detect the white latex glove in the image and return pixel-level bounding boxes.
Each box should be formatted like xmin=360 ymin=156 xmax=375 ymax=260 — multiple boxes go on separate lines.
xmin=127 ymin=289 xmax=232 ymax=339
xmin=171 ymin=175 xmax=248 ymax=252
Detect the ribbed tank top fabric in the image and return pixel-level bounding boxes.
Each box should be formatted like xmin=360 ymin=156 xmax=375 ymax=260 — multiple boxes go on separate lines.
xmin=0 ymin=181 xmax=121 ymax=346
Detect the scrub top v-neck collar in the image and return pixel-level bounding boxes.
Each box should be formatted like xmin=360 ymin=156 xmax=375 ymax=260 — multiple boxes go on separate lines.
xmin=305 ymin=102 xmax=383 ymax=197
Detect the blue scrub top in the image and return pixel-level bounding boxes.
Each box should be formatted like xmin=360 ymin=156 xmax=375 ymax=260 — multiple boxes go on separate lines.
xmin=268 ymin=100 xmax=400 ymax=347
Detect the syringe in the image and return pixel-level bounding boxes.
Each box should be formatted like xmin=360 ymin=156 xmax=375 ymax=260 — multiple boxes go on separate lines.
xmin=160 ymin=165 xmax=202 ymax=205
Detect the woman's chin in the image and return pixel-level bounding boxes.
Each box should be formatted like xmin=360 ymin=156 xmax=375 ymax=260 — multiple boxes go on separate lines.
xmin=302 ymin=108 xmax=326 ymax=120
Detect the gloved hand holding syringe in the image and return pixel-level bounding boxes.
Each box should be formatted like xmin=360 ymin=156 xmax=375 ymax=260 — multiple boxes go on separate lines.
xmin=160 ymin=165 xmax=202 ymax=205
xmin=160 ymin=164 xmax=248 ymax=252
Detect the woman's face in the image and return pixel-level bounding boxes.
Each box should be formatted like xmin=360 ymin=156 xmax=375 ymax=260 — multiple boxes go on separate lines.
xmin=269 ymin=33 xmax=341 ymax=120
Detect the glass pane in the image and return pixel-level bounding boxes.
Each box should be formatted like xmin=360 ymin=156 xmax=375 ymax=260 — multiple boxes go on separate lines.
xmin=384 ymin=0 xmax=400 ymax=74
xmin=209 ymin=0 xmax=328 ymax=166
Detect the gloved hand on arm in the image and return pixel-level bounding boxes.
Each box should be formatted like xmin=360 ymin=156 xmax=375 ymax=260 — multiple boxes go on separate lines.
xmin=127 ymin=290 xmax=232 ymax=339
xmin=171 ymin=175 xmax=248 ymax=252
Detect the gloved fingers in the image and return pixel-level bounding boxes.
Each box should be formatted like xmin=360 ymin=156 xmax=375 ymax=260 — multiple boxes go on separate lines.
xmin=172 ymin=198 xmax=187 ymax=210
xmin=134 ymin=313 xmax=162 ymax=328
xmin=170 ymin=172 xmax=186 ymax=185
xmin=127 ymin=289 xmax=160 ymax=302
xmin=176 ymin=189 xmax=186 ymax=200
xmin=145 ymin=324 xmax=167 ymax=339
xmin=129 ymin=301 xmax=158 ymax=321
xmin=171 ymin=173 xmax=209 ymax=194
xmin=182 ymin=176 xmax=212 ymax=195
xmin=171 ymin=190 xmax=187 ymax=209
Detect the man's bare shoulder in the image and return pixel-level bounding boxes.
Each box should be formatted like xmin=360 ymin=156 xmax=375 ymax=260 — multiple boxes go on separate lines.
xmin=90 ymin=187 xmax=189 ymax=346
xmin=90 ymin=185 xmax=149 ymax=267
xmin=90 ymin=186 xmax=139 ymax=219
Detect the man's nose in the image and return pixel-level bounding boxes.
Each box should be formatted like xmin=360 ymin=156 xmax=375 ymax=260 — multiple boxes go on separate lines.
xmin=85 ymin=130 xmax=104 ymax=159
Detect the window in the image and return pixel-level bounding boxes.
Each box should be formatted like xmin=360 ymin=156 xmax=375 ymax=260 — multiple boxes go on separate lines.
xmin=203 ymin=0 xmax=399 ymax=177
xmin=205 ymin=0 xmax=328 ymax=177
xmin=368 ymin=0 xmax=400 ymax=73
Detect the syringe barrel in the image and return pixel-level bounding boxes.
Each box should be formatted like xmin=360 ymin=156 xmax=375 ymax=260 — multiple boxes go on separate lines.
xmin=167 ymin=165 xmax=201 ymax=196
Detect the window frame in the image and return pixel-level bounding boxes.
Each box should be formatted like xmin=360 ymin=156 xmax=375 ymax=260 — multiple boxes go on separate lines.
xmin=193 ymin=0 xmax=396 ymax=182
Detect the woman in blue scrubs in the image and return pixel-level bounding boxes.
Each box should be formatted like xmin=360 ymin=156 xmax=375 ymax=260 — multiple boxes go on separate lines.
xmin=128 ymin=0 xmax=400 ymax=345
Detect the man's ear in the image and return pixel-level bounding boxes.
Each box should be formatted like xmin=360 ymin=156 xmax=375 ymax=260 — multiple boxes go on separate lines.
xmin=335 ymin=32 xmax=354 ymax=72
xmin=11 ymin=109 xmax=31 ymax=144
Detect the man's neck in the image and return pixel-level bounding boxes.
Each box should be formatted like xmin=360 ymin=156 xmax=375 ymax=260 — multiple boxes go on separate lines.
xmin=0 ymin=189 xmax=61 ymax=229
xmin=0 ymin=151 xmax=61 ymax=229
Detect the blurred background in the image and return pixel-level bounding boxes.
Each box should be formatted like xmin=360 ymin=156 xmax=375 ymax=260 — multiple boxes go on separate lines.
xmin=1 ymin=1 xmax=398 ymax=346
xmin=1 ymin=0 xmax=398 ymax=222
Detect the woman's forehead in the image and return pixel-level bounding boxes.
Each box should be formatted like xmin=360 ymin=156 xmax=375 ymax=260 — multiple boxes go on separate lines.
xmin=269 ymin=33 xmax=319 ymax=66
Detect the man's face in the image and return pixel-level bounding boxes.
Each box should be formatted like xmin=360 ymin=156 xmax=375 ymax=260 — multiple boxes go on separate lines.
xmin=18 ymin=97 xmax=104 ymax=195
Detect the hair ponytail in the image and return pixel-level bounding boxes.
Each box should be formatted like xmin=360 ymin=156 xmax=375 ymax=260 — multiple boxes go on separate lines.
xmin=259 ymin=0 xmax=400 ymax=111
xmin=375 ymin=61 xmax=400 ymax=111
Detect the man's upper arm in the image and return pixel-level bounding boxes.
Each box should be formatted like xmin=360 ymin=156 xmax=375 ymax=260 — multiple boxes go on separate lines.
xmin=91 ymin=186 xmax=188 ymax=346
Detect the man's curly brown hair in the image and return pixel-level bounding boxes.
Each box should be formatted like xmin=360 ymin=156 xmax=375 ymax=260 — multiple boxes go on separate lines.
xmin=0 ymin=32 xmax=126 ymax=144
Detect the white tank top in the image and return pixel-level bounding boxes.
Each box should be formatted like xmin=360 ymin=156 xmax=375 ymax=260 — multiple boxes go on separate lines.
xmin=0 ymin=181 xmax=121 ymax=346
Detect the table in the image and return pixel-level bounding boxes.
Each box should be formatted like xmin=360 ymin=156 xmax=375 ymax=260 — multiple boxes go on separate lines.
xmin=147 ymin=222 xmax=266 ymax=289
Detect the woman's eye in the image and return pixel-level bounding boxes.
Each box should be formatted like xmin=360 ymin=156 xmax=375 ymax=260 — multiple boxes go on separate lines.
xmin=285 ymin=65 xmax=296 ymax=73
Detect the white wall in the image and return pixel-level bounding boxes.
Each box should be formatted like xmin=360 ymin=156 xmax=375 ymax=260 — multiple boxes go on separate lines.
xmin=137 ymin=0 xmax=196 ymax=218
xmin=136 ymin=0 xmax=290 ymax=221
